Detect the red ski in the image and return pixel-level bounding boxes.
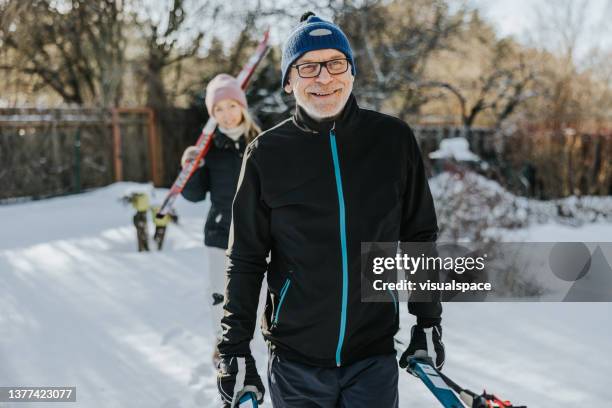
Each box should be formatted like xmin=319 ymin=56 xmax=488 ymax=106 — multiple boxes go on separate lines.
xmin=156 ymin=30 xmax=270 ymax=217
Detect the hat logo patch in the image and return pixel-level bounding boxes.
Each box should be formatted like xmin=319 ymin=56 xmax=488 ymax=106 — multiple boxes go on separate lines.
xmin=309 ymin=28 xmax=332 ymax=36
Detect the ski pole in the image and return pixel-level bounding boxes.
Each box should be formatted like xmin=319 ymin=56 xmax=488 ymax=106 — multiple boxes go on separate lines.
xmin=408 ymin=356 xmax=527 ymax=408
xmin=408 ymin=357 xmax=465 ymax=408
xmin=435 ymin=369 xmax=526 ymax=408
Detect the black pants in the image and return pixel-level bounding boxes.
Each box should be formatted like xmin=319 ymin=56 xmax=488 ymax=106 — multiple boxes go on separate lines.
xmin=268 ymin=351 xmax=399 ymax=408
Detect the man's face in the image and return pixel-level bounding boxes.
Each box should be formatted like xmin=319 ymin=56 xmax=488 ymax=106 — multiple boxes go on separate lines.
xmin=284 ymin=48 xmax=354 ymax=121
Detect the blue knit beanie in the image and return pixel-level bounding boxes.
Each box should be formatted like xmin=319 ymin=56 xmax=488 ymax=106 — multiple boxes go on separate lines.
xmin=281 ymin=13 xmax=355 ymax=87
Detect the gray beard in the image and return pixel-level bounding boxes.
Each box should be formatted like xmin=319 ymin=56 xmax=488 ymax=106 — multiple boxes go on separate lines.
xmin=299 ymin=100 xmax=344 ymax=122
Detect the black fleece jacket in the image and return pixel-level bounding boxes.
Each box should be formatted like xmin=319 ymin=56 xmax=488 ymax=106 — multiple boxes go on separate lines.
xmin=218 ymin=94 xmax=441 ymax=367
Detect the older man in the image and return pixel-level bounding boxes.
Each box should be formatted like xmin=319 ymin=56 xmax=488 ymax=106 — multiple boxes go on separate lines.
xmin=216 ymin=12 xmax=444 ymax=408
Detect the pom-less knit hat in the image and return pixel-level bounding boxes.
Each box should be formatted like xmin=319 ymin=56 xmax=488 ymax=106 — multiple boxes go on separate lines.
xmin=281 ymin=12 xmax=355 ymax=87
xmin=205 ymin=74 xmax=248 ymax=116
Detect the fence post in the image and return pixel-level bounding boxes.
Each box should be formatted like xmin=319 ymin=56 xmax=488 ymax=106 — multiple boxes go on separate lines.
xmin=147 ymin=108 xmax=161 ymax=186
xmin=73 ymin=128 xmax=81 ymax=193
xmin=112 ymin=108 xmax=123 ymax=181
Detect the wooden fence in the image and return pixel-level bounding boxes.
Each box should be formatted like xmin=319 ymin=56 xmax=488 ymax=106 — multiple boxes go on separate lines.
xmin=1 ymin=108 xmax=609 ymax=200
xmin=0 ymin=107 xmax=204 ymax=200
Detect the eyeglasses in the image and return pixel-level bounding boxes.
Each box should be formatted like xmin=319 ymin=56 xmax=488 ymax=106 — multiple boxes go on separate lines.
xmin=292 ymin=58 xmax=350 ymax=78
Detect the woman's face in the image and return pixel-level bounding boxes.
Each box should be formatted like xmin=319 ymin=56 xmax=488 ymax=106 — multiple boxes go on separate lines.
xmin=212 ymin=99 xmax=243 ymax=129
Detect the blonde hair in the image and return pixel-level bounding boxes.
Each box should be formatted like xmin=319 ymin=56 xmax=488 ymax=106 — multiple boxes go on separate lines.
xmin=241 ymin=107 xmax=261 ymax=143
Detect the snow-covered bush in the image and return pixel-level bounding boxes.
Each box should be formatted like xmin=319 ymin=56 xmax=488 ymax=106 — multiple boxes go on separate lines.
xmin=430 ymin=170 xmax=612 ymax=242
xmin=430 ymin=171 xmax=529 ymax=242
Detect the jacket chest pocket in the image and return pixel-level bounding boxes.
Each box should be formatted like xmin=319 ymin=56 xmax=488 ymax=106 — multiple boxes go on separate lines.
xmin=271 ymin=278 xmax=292 ymax=329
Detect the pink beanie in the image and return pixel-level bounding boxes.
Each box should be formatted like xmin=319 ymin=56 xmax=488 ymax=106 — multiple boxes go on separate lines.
xmin=205 ymin=74 xmax=247 ymax=116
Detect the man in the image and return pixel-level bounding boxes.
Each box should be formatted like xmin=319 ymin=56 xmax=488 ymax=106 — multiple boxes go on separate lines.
xmin=217 ymin=12 xmax=444 ymax=407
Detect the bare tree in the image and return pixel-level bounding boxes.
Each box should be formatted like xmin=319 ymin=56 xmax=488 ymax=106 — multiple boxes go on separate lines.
xmin=0 ymin=0 xmax=126 ymax=106
xmin=325 ymin=0 xmax=465 ymax=113
xmin=530 ymin=0 xmax=612 ymax=195
xmin=134 ymin=0 xmax=217 ymax=108
xmin=421 ymin=44 xmax=537 ymax=130
xmin=529 ymin=0 xmax=612 ymax=130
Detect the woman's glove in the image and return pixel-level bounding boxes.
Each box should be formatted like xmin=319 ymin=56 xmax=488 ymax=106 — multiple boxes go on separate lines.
xmin=181 ymin=146 xmax=205 ymax=168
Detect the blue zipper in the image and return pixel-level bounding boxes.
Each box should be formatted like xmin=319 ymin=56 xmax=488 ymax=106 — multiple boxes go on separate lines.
xmin=273 ymin=278 xmax=291 ymax=326
xmin=388 ymin=289 xmax=398 ymax=315
xmin=329 ymin=128 xmax=349 ymax=367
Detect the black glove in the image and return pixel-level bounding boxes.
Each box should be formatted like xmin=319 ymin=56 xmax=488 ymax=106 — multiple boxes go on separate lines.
xmin=212 ymin=293 xmax=224 ymax=306
xmin=399 ymin=324 xmax=445 ymax=371
xmin=217 ymin=354 xmax=265 ymax=407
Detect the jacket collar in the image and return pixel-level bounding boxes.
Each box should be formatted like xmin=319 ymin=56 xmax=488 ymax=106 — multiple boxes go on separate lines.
xmin=214 ymin=129 xmax=245 ymax=151
xmin=292 ymin=93 xmax=360 ymax=135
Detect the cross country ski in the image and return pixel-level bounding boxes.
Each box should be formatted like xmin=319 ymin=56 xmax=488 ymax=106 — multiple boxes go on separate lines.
xmin=408 ymin=355 xmax=527 ymax=408
xmin=155 ymin=30 xmax=270 ymax=219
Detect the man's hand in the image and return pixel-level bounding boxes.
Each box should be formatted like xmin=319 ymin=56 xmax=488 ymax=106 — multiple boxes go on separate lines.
xmin=217 ymin=353 xmax=265 ymax=407
xmin=399 ymin=324 xmax=445 ymax=371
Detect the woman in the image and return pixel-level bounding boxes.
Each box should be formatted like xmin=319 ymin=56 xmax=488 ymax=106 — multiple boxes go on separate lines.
xmin=180 ymin=74 xmax=261 ymax=363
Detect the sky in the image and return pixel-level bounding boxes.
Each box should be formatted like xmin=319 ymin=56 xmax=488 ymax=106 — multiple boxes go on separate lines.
xmin=467 ymin=0 xmax=612 ymax=63
xmin=471 ymin=0 xmax=609 ymax=36
xmin=193 ymin=0 xmax=612 ymax=69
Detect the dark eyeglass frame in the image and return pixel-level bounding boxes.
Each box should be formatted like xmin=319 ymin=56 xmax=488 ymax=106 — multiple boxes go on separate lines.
xmin=291 ymin=58 xmax=350 ymax=78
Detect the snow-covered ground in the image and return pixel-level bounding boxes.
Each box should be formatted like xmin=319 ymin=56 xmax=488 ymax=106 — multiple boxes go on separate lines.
xmin=1 ymin=183 xmax=611 ymax=408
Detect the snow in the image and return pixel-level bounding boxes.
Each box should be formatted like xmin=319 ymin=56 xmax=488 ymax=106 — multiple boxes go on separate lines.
xmin=428 ymin=137 xmax=481 ymax=162
xmin=1 ymin=182 xmax=611 ymax=407
xmin=502 ymin=222 xmax=612 ymax=242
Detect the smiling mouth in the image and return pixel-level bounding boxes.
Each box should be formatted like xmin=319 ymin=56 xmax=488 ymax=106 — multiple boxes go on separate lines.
xmin=309 ymin=89 xmax=341 ymax=97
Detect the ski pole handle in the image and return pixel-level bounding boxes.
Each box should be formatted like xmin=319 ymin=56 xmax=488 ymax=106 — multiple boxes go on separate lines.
xmin=237 ymin=392 xmax=258 ymax=407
